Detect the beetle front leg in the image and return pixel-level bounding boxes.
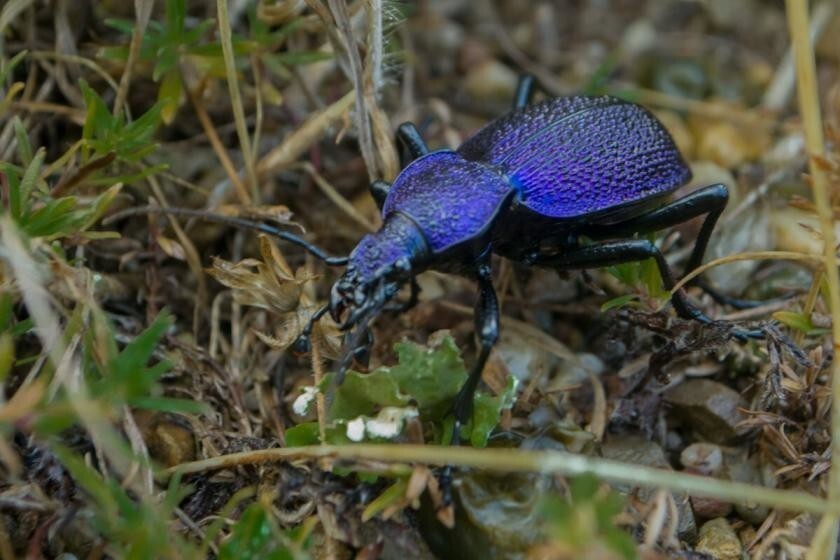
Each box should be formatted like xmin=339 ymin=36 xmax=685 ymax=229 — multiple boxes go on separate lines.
xmin=451 ymin=262 xmax=499 ymax=445
xmin=440 ymin=261 xmax=499 ymax=507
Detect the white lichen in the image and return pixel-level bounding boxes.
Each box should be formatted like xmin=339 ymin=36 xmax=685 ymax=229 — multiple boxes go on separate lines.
xmin=346 ymin=417 xmax=366 ymax=442
xmin=292 ymin=386 xmax=319 ymax=416
xmin=366 ymin=407 xmax=419 ymax=439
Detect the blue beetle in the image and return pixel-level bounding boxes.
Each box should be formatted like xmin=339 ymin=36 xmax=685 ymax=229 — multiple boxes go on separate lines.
xmin=122 ymin=76 xmax=759 ymax=445
xmin=294 ymin=76 xmax=760 ymax=445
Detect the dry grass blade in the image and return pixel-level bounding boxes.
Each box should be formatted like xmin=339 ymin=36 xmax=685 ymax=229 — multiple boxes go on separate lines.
xmin=256 ymin=90 xmax=355 ymax=177
xmin=327 ymin=0 xmax=376 ymax=175
xmin=0 ymin=0 xmax=33 ymax=36
xmin=217 ymin=0 xmax=259 ymax=201
xmin=786 ymin=0 xmax=840 ymax=556
xmin=166 ymin=444 xmax=839 ymax=516
xmin=112 ymin=0 xmax=155 ymax=116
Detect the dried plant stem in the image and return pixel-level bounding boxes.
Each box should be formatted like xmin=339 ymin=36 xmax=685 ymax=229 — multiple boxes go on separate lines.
xmin=671 ymin=251 xmax=823 ymax=295
xmin=257 ymin=90 xmax=355 ymax=177
xmin=310 ymin=338 xmax=328 ymax=443
xmin=327 ymin=0 xmax=380 ymax=180
xmin=296 ymin=162 xmax=378 ymax=231
xmin=217 ymin=0 xmax=259 ymax=201
xmin=786 ymin=1 xmax=840 ymax=557
xmin=112 ymin=0 xmax=153 ymax=116
xmin=166 ymin=443 xmax=839 ymax=515
xmin=185 ymin=78 xmax=251 ymax=205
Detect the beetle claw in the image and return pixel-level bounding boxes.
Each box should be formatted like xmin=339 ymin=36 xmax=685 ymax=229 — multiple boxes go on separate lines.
xmin=291 ymin=334 xmax=311 ymax=355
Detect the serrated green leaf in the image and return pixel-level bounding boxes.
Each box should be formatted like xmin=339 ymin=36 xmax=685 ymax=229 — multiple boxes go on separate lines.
xmin=326 ymin=368 xmax=409 ymax=420
xmin=469 ymin=376 xmax=517 ymax=448
xmin=389 ymin=337 xmax=467 ymax=418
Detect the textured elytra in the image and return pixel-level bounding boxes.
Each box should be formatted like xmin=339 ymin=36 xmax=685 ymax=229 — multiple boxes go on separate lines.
xmin=458 ymin=97 xmax=691 ymax=219
xmin=382 ymin=151 xmax=511 ymax=252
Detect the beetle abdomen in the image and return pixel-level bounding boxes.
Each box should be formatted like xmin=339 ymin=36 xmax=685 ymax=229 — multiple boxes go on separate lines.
xmin=382 ymin=151 xmax=512 ymax=253
xmin=458 ymin=97 xmax=690 ymax=220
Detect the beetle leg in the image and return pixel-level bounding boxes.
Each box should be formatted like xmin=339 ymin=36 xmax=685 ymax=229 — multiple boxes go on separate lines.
xmin=291 ymin=304 xmax=330 ymax=354
xmin=513 ymin=74 xmax=537 ymax=109
xmin=370 ymin=180 xmax=391 ymax=210
xmin=397 ymin=122 xmax=430 ymax=163
xmin=535 ymin=239 xmax=711 ymax=323
xmin=584 ymin=184 xmax=777 ymax=310
xmin=440 ymin=260 xmax=499 ymax=506
xmin=383 ymin=277 xmax=421 ymax=313
xmin=585 ymin=184 xmax=728 ymax=274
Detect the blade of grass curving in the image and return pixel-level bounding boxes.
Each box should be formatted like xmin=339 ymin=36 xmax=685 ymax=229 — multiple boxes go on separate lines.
xmin=785 ymin=0 xmax=840 ymax=557
xmin=166 ymin=443 xmax=840 ymax=516
xmin=217 ymin=0 xmax=259 ymax=201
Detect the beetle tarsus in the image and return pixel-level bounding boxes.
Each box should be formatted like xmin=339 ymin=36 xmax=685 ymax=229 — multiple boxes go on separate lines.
xmin=291 ymin=304 xmax=330 ymax=355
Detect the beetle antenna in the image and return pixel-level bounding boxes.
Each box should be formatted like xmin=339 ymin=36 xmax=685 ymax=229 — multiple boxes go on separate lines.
xmin=105 ymin=206 xmax=349 ymax=266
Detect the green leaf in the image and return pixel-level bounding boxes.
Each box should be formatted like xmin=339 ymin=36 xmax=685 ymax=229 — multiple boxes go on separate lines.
xmin=773 ymin=310 xmax=829 ymax=336
xmin=12 ymin=117 xmax=33 ymax=165
xmin=0 ymin=333 xmax=14 ymax=383
xmin=3 ymin=164 xmax=23 ymax=220
xmin=128 ymin=396 xmax=208 ymax=414
xmin=18 ymin=148 xmax=45 ymax=213
xmin=469 ymin=376 xmax=517 ymax=448
xmin=285 ymin=422 xmax=321 ymax=447
xmin=600 ymin=294 xmax=640 ymax=312
xmin=0 ymin=50 xmax=28 ymax=85
xmin=23 ymin=196 xmax=79 ymax=237
xmin=389 ymin=337 xmax=467 ymax=418
xmin=165 ymin=0 xmax=186 ymax=34
xmin=326 ymin=368 xmax=409 ymax=420
xmin=267 ymin=51 xmax=334 ymax=66
xmin=157 ymin=69 xmax=183 ymax=124
xmin=219 ymin=504 xmax=294 ymax=560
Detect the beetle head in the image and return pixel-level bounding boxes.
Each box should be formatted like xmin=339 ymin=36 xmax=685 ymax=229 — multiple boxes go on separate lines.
xmin=329 ymin=213 xmax=426 ymax=331
xmin=329 ymin=257 xmax=411 ymax=329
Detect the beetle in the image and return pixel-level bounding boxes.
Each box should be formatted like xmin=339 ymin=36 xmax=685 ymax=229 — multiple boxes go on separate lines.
xmin=122 ymin=75 xmax=761 ymax=447
xmin=291 ymin=75 xmax=763 ymax=446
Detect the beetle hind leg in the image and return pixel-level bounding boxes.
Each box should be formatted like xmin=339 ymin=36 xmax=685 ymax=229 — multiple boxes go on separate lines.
xmin=587 ymin=183 xmax=773 ymax=311
xmin=532 ymin=238 xmax=762 ymax=340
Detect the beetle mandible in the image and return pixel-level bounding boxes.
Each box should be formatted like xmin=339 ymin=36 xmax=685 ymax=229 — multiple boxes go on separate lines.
xmin=290 ymin=75 xmax=762 ymax=446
